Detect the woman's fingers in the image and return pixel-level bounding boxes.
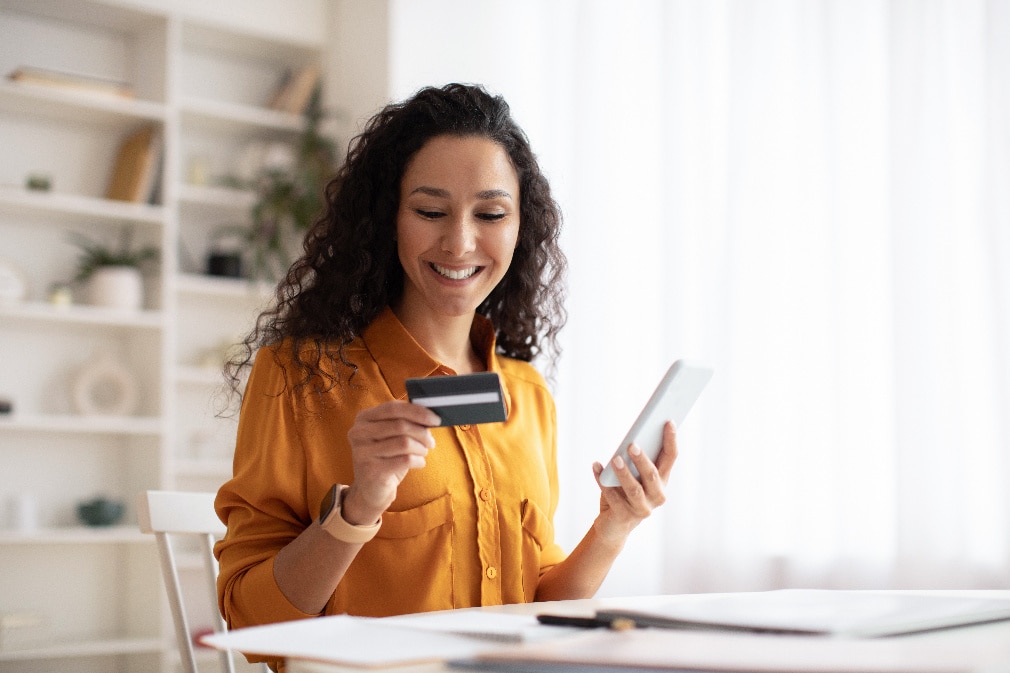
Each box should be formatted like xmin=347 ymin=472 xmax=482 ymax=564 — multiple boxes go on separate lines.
xmin=597 ymin=421 xmax=678 ymax=522
xmin=345 ymin=401 xmax=442 ymax=518
xmin=654 ymin=421 xmax=679 ymax=479
xmin=348 ymin=401 xmax=440 ymax=456
xmin=607 ymin=450 xmax=654 ymax=517
xmin=354 ymin=400 xmax=441 ymax=434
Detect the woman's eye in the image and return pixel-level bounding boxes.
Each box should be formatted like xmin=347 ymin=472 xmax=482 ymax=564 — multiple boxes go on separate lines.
xmin=477 ymin=212 xmax=507 ymax=222
xmin=415 ymin=209 xmax=444 ymax=219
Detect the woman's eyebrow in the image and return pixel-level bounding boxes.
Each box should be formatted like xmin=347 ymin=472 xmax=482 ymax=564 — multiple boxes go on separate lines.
xmin=409 ymin=186 xmax=450 ymax=198
xmin=476 ymin=189 xmax=513 ymax=201
xmin=408 ymin=186 xmax=514 ymax=201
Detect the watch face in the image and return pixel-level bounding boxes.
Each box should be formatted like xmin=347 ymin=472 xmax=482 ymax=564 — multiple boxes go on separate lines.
xmin=318 ymin=484 xmax=338 ymax=524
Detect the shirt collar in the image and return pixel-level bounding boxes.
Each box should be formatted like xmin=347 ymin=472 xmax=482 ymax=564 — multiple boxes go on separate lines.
xmin=362 ymin=307 xmax=512 ymax=415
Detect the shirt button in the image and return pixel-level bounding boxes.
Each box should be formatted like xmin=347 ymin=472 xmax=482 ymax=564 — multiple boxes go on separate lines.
xmin=486 ymin=566 xmax=497 ymax=579
xmin=479 ymin=488 xmax=491 ymax=502
xmin=458 ymin=424 xmax=471 ymax=431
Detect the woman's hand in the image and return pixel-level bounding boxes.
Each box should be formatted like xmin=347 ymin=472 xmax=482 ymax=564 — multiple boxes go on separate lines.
xmin=343 ymin=400 xmax=440 ymax=525
xmin=591 ymin=421 xmax=678 ymax=546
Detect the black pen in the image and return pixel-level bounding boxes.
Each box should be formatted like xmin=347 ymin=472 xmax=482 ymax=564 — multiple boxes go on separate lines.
xmin=536 ymin=614 xmax=638 ymax=630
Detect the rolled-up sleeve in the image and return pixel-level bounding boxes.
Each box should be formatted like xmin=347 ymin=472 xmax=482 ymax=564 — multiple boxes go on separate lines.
xmin=214 ymin=348 xmax=317 ymax=630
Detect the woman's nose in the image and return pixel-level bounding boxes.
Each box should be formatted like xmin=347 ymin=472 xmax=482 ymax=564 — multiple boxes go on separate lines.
xmin=441 ymin=215 xmax=477 ymax=256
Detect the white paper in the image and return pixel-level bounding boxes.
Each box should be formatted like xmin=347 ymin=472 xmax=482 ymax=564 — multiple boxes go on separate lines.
xmin=382 ymin=610 xmax=579 ymax=642
xmin=201 ymin=615 xmax=498 ymax=667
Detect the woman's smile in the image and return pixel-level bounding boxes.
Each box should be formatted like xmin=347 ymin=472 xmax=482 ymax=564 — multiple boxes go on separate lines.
xmin=429 ymin=262 xmax=482 ymax=281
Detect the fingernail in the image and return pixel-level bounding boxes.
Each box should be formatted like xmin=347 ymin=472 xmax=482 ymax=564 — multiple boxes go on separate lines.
xmin=613 ymin=455 xmax=625 ymax=470
xmin=628 ymin=444 xmax=642 ymax=456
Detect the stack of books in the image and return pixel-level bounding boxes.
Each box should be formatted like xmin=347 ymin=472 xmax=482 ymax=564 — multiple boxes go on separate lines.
xmin=7 ymin=66 xmax=135 ymax=99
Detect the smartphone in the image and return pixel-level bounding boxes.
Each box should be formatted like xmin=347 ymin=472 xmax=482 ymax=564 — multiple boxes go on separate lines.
xmin=598 ymin=360 xmax=713 ymax=487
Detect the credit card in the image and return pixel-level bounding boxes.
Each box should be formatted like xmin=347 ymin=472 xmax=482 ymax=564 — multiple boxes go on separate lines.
xmin=405 ymin=372 xmax=507 ymax=426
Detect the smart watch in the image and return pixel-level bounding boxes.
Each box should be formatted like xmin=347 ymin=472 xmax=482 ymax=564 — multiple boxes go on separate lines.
xmin=317 ymin=484 xmax=381 ymax=544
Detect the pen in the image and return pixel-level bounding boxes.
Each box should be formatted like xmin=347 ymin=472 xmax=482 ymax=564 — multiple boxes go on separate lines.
xmin=536 ymin=614 xmax=638 ymax=631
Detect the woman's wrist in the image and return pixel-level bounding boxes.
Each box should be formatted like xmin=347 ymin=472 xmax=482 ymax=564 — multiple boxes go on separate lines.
xmin=591 ymin=515 xmax=632 ymax=552
xmin=340 ymin=484 xmax=386 ymax=527
xmin=317 ymin=484 xmax=381 ymax=544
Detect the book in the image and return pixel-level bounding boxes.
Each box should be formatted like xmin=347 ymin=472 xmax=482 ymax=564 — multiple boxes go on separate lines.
xmin=105 ymin=126 xmax=161 ymax=203
xmin=266 ymin=63 xmax=320 ymax=115
xmin=7 ymin=66 xmax=134 ymax=99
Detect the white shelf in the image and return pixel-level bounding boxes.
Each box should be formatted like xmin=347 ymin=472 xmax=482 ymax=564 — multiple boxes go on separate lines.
xmin=180 ymin=96 xmax=305 ymax=133
xmin=0 ymin=186 xmax=165 ymax=225
xmin=0 ymin=300 xmax=164 ymax=329
xmin=0 ymin=636 xmax=163 ymax=661
xmin=0 ymin=413 xmax=162 ymax=436
xmin=0 ymin=80 xmax=166 ymax=126
xmin=182 ymin=18 xmax=322 ymax=61
xmin=0 ymin=526 xmax=150 ymax=545
xmin=1 ymin=0 xmax=167 ymax=33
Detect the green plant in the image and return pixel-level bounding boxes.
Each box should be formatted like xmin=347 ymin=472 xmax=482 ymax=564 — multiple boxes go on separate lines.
xmin=69 ymin=227 xmax=159 ymax=282
xmin=245 ymin=85 xmax=339 ymax=281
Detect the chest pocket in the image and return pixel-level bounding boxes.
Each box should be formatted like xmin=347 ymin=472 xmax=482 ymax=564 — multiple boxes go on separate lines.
xmin=341 ymin=493 xmax=455 ymax=616
xmin=520 ymin=498 xmax=555 ymax=601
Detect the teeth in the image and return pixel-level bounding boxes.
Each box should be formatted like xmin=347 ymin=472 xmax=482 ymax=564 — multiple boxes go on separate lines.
xmin=431 ymin=264 xmax=478 ymax=280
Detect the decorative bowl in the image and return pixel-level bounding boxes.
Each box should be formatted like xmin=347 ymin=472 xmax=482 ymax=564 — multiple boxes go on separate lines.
xmin=77 ymin=498 xmax=125 ymax=527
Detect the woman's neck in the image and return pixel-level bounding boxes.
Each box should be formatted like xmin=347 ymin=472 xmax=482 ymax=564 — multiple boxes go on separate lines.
xmin=391 ymin=304 xmax=485 ymax=374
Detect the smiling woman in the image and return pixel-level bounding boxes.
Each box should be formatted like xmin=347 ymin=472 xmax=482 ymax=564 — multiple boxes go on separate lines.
xmin=212 ymin=83 xmax=684 ymax=672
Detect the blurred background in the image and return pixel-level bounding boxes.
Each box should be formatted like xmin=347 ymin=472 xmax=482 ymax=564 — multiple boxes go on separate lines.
xmin=0 ymin=0 xmax=1007 ymax=670
xmin=383 ymin=0 xmax=1010 ymax=596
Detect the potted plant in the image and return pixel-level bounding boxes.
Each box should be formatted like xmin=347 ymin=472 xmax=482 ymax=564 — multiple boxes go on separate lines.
xmin=221 ymin=86 xmax=339 ymax=281
xmin=70 ymin=227 xmax=158 ymax=310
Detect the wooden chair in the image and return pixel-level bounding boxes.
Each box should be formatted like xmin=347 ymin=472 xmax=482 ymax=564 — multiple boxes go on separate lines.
xmin=137 ymin=490 xmax=236 ymax=673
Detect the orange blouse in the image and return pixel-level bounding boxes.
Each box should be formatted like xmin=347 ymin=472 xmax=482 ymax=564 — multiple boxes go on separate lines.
xmin=215 ymin=308 xmax=566 ymax=666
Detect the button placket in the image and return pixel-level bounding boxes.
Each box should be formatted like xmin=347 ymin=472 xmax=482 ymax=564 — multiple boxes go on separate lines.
xmin=455 ymin=424 xmax=503 ymax=604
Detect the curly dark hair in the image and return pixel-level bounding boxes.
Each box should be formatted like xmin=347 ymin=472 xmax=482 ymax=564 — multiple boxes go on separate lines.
xmin=224 ymin=83 xmax=567 ymax=401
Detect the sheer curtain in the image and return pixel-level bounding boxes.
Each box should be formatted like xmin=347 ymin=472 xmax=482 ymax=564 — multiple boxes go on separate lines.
xmin=388 ymin=0 xmax=1010 ymax=595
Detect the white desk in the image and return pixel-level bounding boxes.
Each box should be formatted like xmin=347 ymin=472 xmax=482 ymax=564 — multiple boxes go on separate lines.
xmin=286 ymin=591 xmax=1010 ymax=673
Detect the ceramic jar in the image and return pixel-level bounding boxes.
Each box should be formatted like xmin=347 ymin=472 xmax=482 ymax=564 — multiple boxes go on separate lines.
xmin=87 ymin=265 xmax=143 ymax=310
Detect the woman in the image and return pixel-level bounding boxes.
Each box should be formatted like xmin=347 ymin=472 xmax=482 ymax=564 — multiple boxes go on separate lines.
xmin=215 ymin=83 xmax=677 ymax=670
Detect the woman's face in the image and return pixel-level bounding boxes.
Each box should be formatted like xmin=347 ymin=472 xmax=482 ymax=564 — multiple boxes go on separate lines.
xmin=396 ymin=134 xmax=520 ymax=320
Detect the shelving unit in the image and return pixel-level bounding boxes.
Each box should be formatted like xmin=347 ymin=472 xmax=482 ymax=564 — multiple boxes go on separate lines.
xmin=0 ymin=1 xmax=336 ymax=671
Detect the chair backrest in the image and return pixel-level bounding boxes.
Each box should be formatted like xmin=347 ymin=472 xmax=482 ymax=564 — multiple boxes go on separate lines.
xmin=138 ymin=490 xmax=235 ymax=673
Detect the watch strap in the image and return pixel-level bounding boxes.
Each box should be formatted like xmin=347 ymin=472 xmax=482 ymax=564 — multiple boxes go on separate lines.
xmin=318 ymin=484 xmax=381 ymax=544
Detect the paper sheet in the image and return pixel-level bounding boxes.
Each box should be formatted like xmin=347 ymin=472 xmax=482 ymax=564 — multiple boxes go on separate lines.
xmin=201 ymin=611 xmax=579 ymax=667
xmin=201 ymin=615 xmax=495 ymax=667
xmin=382 ymin=610 xmax=580 ymax=642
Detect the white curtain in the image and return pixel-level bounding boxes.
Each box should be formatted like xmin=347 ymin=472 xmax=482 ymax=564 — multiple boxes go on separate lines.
xmin=388 ymin=0 xmax=1010 ymax=595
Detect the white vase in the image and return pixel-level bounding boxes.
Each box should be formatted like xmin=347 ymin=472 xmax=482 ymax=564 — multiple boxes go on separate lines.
xmin=87 ymin=265 xmax=144 ymax=310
